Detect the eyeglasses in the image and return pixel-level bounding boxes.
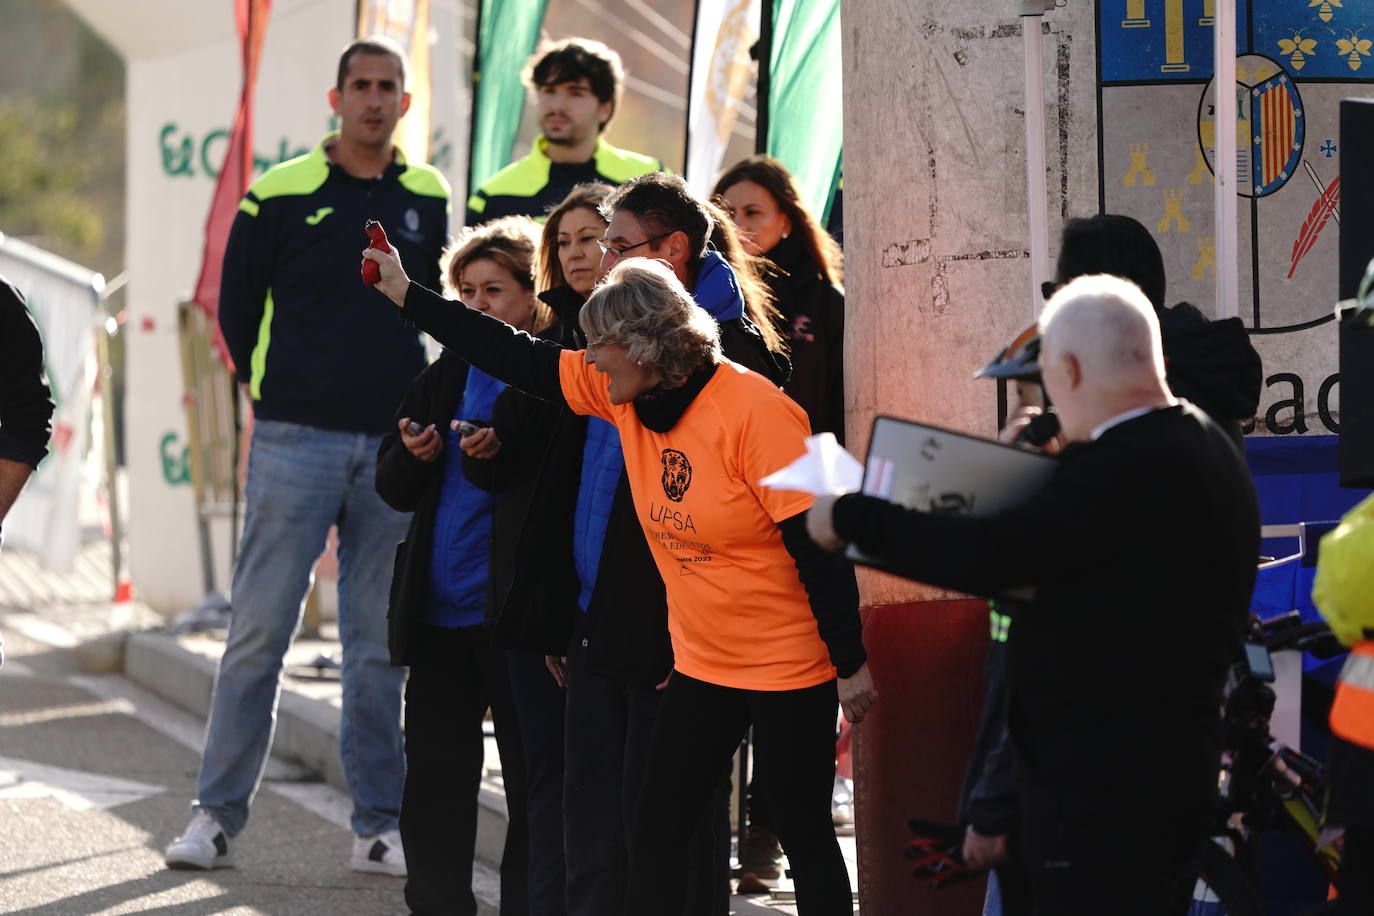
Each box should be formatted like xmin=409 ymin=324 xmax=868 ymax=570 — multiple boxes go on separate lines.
xmin=596 ymin=232 xmax=673 ymax=259
xmin=584 ymin=333 xmax=618 ymax=350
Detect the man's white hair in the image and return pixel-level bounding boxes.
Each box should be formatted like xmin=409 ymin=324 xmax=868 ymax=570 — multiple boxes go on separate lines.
xmin=1038 ymin=274 xmax=1165 ymax=378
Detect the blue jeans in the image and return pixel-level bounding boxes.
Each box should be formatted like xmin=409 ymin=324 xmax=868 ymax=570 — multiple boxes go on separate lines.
xmin=194 ymin=419 xmax=409 ymax=837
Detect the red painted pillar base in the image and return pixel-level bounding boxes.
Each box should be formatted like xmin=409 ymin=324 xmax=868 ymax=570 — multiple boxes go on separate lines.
xmin=854 ymin=598 xmax=991 ymax=914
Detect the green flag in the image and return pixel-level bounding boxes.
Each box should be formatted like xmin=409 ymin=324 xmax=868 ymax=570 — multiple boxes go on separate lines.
xmin=767 ymin=0 xmax=842 ymax=222
xmin=469 ymin=0 xmax=547 ymax=194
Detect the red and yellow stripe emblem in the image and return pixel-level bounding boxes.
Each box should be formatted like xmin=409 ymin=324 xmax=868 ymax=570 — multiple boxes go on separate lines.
xmin=1259 ymin=82 xmax=1296 ymax=187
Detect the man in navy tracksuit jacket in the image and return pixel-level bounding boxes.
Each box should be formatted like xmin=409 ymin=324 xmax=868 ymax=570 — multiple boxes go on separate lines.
xmin=164 ymin=38 xmax=449 ymax=878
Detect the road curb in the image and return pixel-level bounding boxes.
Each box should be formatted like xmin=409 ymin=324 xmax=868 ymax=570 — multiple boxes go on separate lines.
xmin=124 ymin=631 xmax=506 ymax=912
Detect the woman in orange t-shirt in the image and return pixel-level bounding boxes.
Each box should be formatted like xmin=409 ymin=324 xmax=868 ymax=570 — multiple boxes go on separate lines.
xmin=365 ymin=245 xmax=875 ymax=915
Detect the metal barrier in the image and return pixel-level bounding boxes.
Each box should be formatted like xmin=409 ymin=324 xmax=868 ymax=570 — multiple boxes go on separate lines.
xmin=176 ymin=301 xmax=241 ymax=599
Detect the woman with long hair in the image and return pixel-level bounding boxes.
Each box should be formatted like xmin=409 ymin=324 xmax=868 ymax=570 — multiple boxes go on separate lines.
xmin=537 ymin=183 xmax=610 ymax=301
xmin=713 ymin=158 xmax=848 ymax=882
xmin=714 ymin=156 xmax=845 ymax=443
xmin=374 ymin=216 xmax=548 ymax=915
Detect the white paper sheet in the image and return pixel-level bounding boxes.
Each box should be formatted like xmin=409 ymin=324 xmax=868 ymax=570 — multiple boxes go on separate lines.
xmin=759 ymin=432 xmax=864 ymax=496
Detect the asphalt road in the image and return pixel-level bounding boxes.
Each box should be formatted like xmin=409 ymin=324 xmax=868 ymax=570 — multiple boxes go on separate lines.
xmin=0 ymin=625 xmax=812 ymax=915
xmin=0 ymin=627 xmax=409 ymax=915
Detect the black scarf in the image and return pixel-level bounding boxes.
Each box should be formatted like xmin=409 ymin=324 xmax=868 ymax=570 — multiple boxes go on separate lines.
xmin=633 ymin=363 xmax=719 ymax=433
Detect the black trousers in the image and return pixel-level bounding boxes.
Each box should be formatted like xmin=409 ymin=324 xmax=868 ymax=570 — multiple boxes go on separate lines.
xmin=1333 ymin=825 xmax=1374 ymax=914
xmin=1328 ymin=736 xmax=1374 ymax=914
xmin=995 ymin=864 xmax=1034 ymax=915
xmin=625 ymin=672 xmax=852 ymax=916
xmin=1020 ymin=789 xmax=1203 ymax=916
xmin=506 ymin=649 xmax=568 ymax=916
xmin=563 ymin=629 xmax=728 ymax=916
xmin=745 ymin=732 xmax=777 ymax=837
xmin=401 ymin=624 xmax=528 ymax=916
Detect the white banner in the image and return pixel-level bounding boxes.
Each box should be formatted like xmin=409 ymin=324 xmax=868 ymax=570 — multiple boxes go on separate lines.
xmin=685 ymin=0 xmax=761 ymax=198
xmin=0 ymin=235 xmax=103 ymax=572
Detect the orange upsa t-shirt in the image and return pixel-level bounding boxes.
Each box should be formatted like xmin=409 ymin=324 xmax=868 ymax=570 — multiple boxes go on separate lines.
xmin=558 ymin=351 xmax=834 ymax=690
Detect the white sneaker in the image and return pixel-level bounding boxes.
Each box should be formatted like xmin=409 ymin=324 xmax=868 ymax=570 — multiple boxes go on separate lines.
xmin=832 ymin=775 xmax=855 ymax=828
xmin=164 ymin=810 xmax=233 ymax=870
xmin=352 ymin=828 xmax=406 ymax=877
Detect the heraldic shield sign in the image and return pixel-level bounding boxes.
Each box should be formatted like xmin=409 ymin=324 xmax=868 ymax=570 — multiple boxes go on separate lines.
xmin=1250 ymin=67 xmax=1303 ymax=198
xmin=1197 ymin=57 xmax=1305 ymax=201
xmin=1098 ymin=1 xmax=1374 ymax=335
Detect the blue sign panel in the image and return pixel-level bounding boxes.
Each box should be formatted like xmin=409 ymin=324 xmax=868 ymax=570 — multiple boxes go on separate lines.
xmin=1100 ymin=0 xmax=1251 ymax=82
xmin=1256 ymin=2 xmax=1374 ymax=79
xmin=1100 ymin=0 xmax=1374 ymax=84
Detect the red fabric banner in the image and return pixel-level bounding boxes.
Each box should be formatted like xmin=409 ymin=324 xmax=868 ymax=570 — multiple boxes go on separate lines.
xmin=192 ymin=0 xmax=272 ymax=370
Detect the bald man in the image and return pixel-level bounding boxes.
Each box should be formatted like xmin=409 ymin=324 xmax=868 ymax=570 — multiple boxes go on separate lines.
xmin=809 ymin=275 xmax=1260 ymax=914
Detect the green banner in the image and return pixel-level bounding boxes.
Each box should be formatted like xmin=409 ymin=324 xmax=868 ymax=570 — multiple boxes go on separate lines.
xmin=469 ymin=0 xmax=547 ymax=193
xmin=767 ymin=0 xmax=843 ymax=222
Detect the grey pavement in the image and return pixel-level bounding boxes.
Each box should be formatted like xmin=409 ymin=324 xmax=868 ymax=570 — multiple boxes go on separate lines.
xmin=0 ymin=616 xmax=416 ymax=914
xmin=0 ymin=535 xmax=854 ymax=914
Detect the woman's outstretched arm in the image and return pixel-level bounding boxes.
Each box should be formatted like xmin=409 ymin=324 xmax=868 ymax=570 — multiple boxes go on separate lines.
xmin=363 ymin=241 xmax=566 ymax=403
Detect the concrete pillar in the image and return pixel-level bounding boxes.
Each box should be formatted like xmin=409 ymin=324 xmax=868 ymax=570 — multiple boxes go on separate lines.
xmin=840 ymin=1 xmax=1097 ymax=911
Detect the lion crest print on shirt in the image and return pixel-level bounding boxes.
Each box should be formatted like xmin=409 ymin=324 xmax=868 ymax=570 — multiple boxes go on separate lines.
xmin=660 ymin=448 xmax=693 ymax=502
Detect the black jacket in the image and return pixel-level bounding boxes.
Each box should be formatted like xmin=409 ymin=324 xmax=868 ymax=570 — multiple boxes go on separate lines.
xmin=374 ymin=350 xmax=470 ymax=666
xmin=833 ymin=404 xmax=1259 ymax=818
xmin=0 ymin=277 xmax=53 ymax=469
xmin=461 ymin=286 xmax=666 ymax=678
xmin=764 ymin=235 xmax=846 ymax=443
xmin=953 ymin=307 xmax=1263 ymax=837
xmin=219 ymin=136 xmax=448 ymax=434
xmin=462 ymin=284 xmax=792 ymax=683
xmin=458 ymin=289 xmax=585 ymax=659
xmin=1160 ymin=303 xmax=1262 ymax=448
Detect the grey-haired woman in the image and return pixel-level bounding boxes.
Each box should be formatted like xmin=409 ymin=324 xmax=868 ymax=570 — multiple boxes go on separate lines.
xmin=364 ymin=245 xmax=874 ymax=916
